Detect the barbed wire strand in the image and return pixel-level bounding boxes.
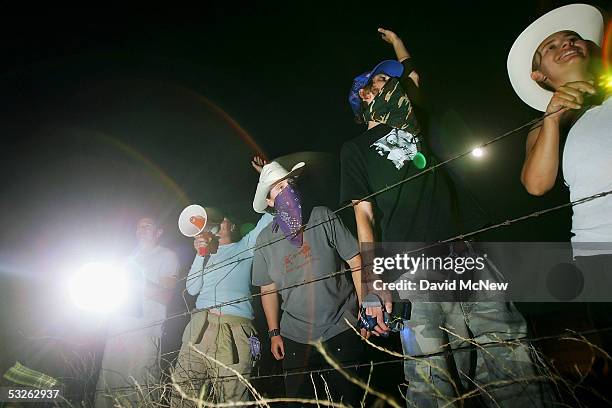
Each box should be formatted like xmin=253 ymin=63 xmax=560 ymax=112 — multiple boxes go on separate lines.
xmin=105 ymin=186 xmax=612 ymax=341
xmin=33 ymin=108 xmax=581 ymax=399
xmin=90 ymin=325 xmax=612 ymax=396
xmin=178 ymin=110 xmax=557 ymax=287
xmin=46 ymin=107 xmax=610 ymax=402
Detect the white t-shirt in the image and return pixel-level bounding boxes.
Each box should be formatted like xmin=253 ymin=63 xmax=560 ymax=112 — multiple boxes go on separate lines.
xmin=109 ymin=245 xmax=180 ymax=338
xmin=562 ymin=96 xmax=612 ymax=255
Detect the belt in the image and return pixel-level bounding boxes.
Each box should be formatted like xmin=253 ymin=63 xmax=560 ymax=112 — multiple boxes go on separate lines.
xmin=206 ymin=313 xmax=253 ymax=327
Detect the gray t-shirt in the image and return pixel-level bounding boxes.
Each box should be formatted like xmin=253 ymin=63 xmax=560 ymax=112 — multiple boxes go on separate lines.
xmin=252 ymin=206 xmax=360 ymax=343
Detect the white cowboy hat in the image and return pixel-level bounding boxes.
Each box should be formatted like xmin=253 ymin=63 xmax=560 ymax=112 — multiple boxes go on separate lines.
xmin=507 ymin=3 xmax=604 ymax=112
xmin=253 ymin=161 xmax=305 ymax=213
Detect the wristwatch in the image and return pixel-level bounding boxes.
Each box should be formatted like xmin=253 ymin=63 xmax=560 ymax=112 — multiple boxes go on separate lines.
xmin=268 ymin=328 xmax=280 ymax=338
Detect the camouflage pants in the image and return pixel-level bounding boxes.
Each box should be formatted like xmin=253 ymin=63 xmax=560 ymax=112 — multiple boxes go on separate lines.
xmin=401 ymin=301 xmax=553 ymax=407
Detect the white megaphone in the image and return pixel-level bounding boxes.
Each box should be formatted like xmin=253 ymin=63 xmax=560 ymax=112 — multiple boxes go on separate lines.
xmin=178 ymin=205 xmax=225 ymax=237
xmin=178 ymin=205 xmax=224 ymax=256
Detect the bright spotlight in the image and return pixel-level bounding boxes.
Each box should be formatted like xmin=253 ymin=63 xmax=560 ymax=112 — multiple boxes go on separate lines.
xmin=68 ymin=262 xmax=128 ymax=313
xmin=471 ymin=147 xmax=484 ymax=158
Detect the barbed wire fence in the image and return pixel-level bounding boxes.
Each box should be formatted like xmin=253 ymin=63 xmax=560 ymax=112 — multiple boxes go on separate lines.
xmin=16 ymin=108 xmax=612 ymax=407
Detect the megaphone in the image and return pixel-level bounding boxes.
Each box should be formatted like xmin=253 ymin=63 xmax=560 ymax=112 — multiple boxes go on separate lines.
xmin=178 ymin=205 xmax=225 ymax=257
xmin=178 ymin=205 xmax=225 ymax=237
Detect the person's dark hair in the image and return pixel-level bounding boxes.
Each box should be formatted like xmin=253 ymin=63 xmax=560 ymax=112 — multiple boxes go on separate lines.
xmin=229 ymin=222 xmax=242 ymax=242
xmin=219 ymin=211 xmax=243 ymax=242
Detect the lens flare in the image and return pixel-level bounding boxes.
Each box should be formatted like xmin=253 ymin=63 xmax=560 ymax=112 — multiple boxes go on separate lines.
xmin=603 ymin=20 xmax=612 ymax=73
xmin=68 ymin=262 xmax=128 ymax=313
xmin=600 ymin=73 xmax=612 ymax=90
xmin=471 ymin=148 xmax=484 ymax=158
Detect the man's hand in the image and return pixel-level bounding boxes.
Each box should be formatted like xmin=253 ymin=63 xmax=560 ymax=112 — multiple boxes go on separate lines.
xmin=378 ymin=28 xmax=400 ymax=45
xmin=359 ymin=307 xmax=385 ymax=339
xmin=541 ymin=80 xmax=596 ymax=120
xmin=270 ymin=336 xmax=285 ymax=360
xmin=251 ymin=156 xmax=268 ymax=174
xmin=367 ymin=301 xmax=393 ymax=337
xmin=377 ymin=28 xmax=412 ymax=70
xmin=359 ymin=291 xmax=393 ymax=338
xmin=193 ymin=232 xmax=212 ymax=252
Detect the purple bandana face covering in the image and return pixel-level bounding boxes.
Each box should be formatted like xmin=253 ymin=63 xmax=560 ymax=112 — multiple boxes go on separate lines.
xmin=273 ymin=183 xmax=303 ymax=247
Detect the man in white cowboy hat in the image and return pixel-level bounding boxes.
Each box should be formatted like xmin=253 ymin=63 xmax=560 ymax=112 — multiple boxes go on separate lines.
xmin=251 ymin=160 xmax=365 ymax=407
xmin=508 ymin=3 xmax=610 ymax=253
xmin=171 ymin=175 xmax=273 ymax=405
xmin=508 ymin=1 xmax=612 ymax=388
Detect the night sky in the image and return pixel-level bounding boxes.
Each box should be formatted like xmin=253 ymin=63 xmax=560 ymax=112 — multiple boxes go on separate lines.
xmin=0 ymin=0 xmax=609 ymax=396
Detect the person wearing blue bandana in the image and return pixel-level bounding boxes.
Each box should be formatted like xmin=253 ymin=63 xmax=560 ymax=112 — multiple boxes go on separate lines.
xmin=251 ymin=160 xmax=365 ymax=407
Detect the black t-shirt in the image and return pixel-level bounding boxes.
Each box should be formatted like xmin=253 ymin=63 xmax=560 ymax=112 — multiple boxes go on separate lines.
xmin=340 ymin=60 xmax=488 ymax=243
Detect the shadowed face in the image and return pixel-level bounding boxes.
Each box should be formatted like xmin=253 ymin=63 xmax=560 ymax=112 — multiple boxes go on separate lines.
xmin=216 ymin=217 xmax=237 ymax=242
xmin=358 ymin=73 xmax=392 ymax=106
xmin=370 ymin=73 xmax=391 ymax=95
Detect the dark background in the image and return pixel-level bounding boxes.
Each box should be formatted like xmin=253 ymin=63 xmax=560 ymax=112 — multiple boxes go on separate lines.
xmin=0 ymin=1 xmax=609 ymax=404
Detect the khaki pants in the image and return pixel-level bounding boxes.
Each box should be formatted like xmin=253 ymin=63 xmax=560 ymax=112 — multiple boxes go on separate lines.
xmin=171 ymin=311 xmax=256 ymax=406
xmin=95 ymin=326 xmax=161 ymax=407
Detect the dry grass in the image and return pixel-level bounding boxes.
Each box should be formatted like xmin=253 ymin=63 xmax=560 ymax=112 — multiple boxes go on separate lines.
xmin=50 ymin=325 xmax=612 ymax=408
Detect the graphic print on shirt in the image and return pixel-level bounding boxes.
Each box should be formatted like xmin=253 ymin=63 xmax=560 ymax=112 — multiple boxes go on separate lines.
xmin=283 ymin=241 xmax=316 ymax=274
xmin=370 ymin=128 xmax=419 ymax=170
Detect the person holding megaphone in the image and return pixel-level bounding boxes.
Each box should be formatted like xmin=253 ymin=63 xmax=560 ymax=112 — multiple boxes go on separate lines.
xmin=171 ymin=158 xmax=273 ymax=406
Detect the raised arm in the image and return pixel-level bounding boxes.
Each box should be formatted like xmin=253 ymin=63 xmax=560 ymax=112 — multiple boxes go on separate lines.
xmin=521 ymin=119 xmax=562 ymax=196
xmin=521 ymin=80 xmax=596 ymax=196
xmin=378 ymin=28 xmax=419 ymax=87
xmin=378 ymin=27 xmax=410 ymax=62
xmin=251 ymin=156 xmax=268 ymax=174
xmin=185 ymin=255 xmax=204 ymax=296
